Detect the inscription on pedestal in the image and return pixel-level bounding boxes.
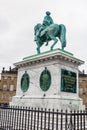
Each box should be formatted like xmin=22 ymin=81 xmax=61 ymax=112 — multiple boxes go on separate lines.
xmin=61 ymin=69 xmax=77 ymax=93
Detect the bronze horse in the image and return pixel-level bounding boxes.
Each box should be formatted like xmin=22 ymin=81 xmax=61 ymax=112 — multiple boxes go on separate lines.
xmin=34 ymin=23 xmax=66 ymax=54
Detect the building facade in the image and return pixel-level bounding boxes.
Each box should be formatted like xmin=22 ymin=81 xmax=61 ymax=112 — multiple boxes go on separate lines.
xmin=79 ymin=70 xmax=87 ymax=108
xmin=0 ymin=67 xmax=18 ymax=106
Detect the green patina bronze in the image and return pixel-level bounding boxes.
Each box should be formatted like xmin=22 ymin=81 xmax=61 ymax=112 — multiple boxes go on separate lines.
xmin=61 ymin=69 xmax=77 ymax=93
xmin=34 ymin=11 xmax=66 ymax=54
xmin=40 ymin=67 xmax=51 ymax=91
xmin=21 ymin=71 xmax=30 ymax=92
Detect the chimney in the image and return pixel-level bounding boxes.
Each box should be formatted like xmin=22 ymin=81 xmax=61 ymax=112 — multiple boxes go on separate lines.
xmin=83 ymin=69 xmax=85 ymax=75
xmin=9 ymin=66 xmax=11 ymax=72
xmin=2 ymin=67 xmax=5 ymax=73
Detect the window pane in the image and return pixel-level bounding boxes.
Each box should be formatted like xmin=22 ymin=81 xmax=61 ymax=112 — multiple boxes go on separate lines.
xmin=4 ymin=76 xmax=8 ymax=79
xmin=10 ymin=84 xmax=14 ymax=91
xmin=2 ymin=94 xmax=6 ymax=101
xmin=3 ymin=84 xmax=7 ymax=91
xmin=79 ymin=88 xmax=83 ymax=95
xmin=9 ymin=95 xmax=12 ymax=101
xmin=11 ymin=76 xmax=14 ymax=80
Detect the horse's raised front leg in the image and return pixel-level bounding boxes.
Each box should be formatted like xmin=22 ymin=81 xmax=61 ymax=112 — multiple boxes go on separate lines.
xmin=50 ymin=35 xmax=58 ymax=51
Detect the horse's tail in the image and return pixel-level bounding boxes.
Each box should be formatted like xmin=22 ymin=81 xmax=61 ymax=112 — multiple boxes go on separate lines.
xmin=59 ymin=24 xmax=66 ymax=49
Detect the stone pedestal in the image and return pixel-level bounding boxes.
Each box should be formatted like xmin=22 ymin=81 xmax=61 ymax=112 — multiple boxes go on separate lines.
xmin=10 ymin=49 xmax=85 ymax=110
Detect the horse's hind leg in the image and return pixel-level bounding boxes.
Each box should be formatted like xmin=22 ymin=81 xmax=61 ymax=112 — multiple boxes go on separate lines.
xmin=50 ymin=35 xmax=58 ymax=50
xmin=37 ymin=47 xmax=40 ymax=54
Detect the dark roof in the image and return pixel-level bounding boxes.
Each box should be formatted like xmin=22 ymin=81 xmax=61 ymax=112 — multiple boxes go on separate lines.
xmin=2 ymin=67 xmax=18 ymax=74
xmin=79 ymin=70 xmax=87 ymax=77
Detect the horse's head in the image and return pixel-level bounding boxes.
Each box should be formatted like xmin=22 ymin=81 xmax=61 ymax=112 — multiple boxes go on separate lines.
xmin=34 ymin=23 xmax=42 ymax=35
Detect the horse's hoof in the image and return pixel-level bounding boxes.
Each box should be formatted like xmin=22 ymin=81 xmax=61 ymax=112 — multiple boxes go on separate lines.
xmin=50 ymin=47 xmax=53 ymax=51
xmin=37 ymin=48 xmax=40 ymax=54
xmin=62 ymin=47 xmax=64 ymax=51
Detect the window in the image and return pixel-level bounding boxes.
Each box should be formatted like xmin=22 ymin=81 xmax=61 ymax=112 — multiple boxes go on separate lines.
xmin=4 ymin=76 xmax=8 ymax=79
xmin=11 ymin=76 xmax=14 ymax=80
xmin=85 ymin=88 xmax=87 ymax=95
xmin=2 ymin=93 xmax=6 ymax=101
xmin=79 ymin=80 xmax=82 ymax=83
xmin=10 ymin=84 xmax=14 ymax=91
xmin=3 ymin=84 xmax=7 ymax=91
xmin=79 ymin=88 xmax=83 ymax=95
xmin=9 ymin=95 xmax=12 ymax=101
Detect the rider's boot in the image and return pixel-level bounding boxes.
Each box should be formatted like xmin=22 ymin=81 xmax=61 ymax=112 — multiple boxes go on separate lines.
xmin=45 ymin=42 xmax=48 ymax=46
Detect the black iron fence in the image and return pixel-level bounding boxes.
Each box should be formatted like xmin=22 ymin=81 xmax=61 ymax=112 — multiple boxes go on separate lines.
xmin=0 ymin=106 xmax=87 ymax=130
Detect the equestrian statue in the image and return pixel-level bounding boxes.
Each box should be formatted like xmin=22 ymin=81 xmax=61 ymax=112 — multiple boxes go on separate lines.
xmin=34 ymin=11 xmax=66 ymax=54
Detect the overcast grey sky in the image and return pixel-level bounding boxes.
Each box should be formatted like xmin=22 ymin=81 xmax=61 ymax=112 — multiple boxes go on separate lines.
xmin=0 ymin=0 xmax=87 ymax=73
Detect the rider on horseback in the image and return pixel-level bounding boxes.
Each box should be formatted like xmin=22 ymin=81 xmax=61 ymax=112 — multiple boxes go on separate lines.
xmin=42 ymin=11 xmax=54 ymax=27
xmin=34 ymin=11 xmax=54 ymax=46
xmin=42 ymin=11 xmax=54 ymax=46
xmin=34 ymin=11 xmax=66 ymax=54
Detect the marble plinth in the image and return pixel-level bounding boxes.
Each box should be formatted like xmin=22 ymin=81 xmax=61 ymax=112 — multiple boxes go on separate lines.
xmin=10 ymin=49 xmax=85 ymax=110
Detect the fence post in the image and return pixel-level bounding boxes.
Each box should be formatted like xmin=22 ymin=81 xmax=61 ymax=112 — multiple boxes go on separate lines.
xmin=56 ymin=109 xmax=58 ymax=130
xmin=48 ymin=108 xmax=50 ymax=130
xmin=65 ymin=110 xmax=67 ymax=130
xmin=61 ymin=109 xmax=63 ymax=130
